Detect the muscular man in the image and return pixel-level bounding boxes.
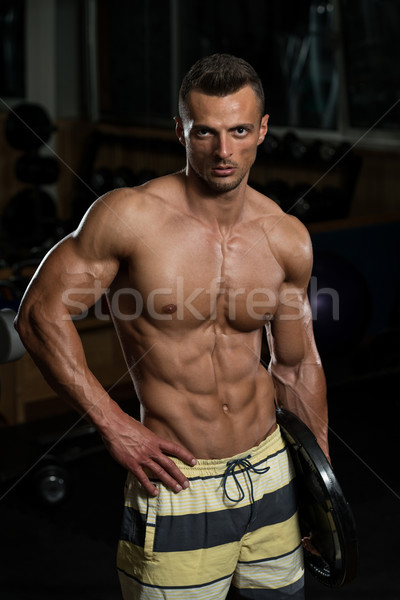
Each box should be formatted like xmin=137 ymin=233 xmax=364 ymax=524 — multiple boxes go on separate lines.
xmin=16 ymin=54 xmax=328 ymax=599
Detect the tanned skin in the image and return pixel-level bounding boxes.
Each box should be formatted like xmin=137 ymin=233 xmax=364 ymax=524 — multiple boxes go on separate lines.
xmin=16 ymin=85 xmax=329 ymax=499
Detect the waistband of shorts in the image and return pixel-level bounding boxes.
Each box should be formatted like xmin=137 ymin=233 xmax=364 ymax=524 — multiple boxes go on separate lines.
xmin=170 ymin=424 xmax=285 ymax=477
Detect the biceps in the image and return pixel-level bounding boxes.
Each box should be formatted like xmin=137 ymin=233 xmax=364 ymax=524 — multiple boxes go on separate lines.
xmin=58 ymin=276 xmax=107 ymax=316
xmin=268 ymin=289 xmax=316 ymax=368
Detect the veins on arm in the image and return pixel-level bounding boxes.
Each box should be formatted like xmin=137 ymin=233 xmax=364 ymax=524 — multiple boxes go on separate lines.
xmin=265 ymin=218 xmax=329 ymax=457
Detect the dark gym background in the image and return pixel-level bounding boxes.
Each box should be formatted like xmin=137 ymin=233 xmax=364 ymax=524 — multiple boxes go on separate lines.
xmin=1 ymin=1 xmax=399 ymax=599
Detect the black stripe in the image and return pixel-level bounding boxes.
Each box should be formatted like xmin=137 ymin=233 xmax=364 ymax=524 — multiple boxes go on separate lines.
xmin=154 ymin=479 xmax=297 ymax=552
xmin=247 ymin=478 xmax=297 ymax=533
xmin=120 ymin=506 xmax=146 ymax=546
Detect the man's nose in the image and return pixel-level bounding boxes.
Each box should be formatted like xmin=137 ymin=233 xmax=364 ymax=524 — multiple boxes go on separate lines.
xmin=214 ymin=134 xmax=232 ymax=159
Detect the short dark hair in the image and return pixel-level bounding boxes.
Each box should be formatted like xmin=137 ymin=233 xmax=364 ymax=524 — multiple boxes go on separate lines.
xmin=178 ymin=53 xmax=265 ymax=117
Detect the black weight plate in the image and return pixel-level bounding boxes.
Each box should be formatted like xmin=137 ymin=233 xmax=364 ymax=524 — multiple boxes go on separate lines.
xmin=5 ymin=103 xmax=52 ymax=151
xmin=2 ymin=188 xmax=57 ymax=246
xmin=276 ymin=407 xmax=358 ymax=587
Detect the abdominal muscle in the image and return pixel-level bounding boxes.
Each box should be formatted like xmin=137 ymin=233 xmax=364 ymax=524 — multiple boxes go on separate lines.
xmin=119 ymin=323 xmax=277 ymax=459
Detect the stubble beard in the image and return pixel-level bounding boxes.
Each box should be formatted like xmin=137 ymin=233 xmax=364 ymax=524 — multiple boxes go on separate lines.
xmin=193 ymin=163 xmax=249 ymax=195
xmin=207 ymin=172 xmax=248 ymax=193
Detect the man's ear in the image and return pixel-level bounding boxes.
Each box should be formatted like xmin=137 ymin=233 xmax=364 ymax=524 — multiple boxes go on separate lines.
xmin=174 ymin=116 xmax=186 ymax=147
xmin=257 ymin=114 xmax=269 ymax=146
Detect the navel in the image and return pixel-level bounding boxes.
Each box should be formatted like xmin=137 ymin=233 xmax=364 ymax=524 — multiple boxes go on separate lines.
xmin=262 ymin=312 xmax=273 ymax=321
xmin=162 ymin=303 xmax=177 ymax=314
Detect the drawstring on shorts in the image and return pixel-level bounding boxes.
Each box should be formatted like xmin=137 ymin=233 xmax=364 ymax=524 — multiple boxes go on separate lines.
xmin=222 ymin=454 xmax=270 ymax=522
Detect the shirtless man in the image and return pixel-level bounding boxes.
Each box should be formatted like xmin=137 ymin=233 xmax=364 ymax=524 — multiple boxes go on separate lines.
xmin=16 ymin=54 xmax=328 ymax=599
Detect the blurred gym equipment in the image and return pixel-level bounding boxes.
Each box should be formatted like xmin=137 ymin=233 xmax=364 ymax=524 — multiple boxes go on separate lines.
xmin=2 ymin=102 xmax=61 ymax=254
xmin=5 ymin=103 xmax=53 ymax=152
xmin=2 ymin=188 xmax=58 ymax=247
xmin=0 ymin=308 xmax=103 ymax=507
xmin=15 ymin=155 xmax=59 ymax=185
xmin=309 ymin=250 xmax=371 ymax=356
xmin=0 ymin=308 xmax=25 ymax=363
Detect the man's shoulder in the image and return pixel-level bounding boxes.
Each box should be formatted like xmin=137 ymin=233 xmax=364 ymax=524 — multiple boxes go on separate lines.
xmin=84 ymin=172 xmax=183 ymax=222
xmin=73 ymin=173 xmax=184 ymax=259
xmin=249 ymin=188 xmax=310 ymax=245
xmin=268 ymin=210 xmax=311 ymax=250
xmin=248 ymin=188 xmax=313 ymax=281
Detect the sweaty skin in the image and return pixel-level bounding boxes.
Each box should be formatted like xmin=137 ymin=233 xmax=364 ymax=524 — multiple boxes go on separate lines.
xmin=15 ymin=86 xmax=329 ymax=497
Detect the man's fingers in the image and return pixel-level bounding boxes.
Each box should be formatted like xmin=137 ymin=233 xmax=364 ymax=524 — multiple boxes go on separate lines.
xmin=159 ymin=439 xmax=197 ymax=467
xmin=150 ymin=455 xmax=190 ymax=492
xmin=123 ymin=433 xmax=197 ymax=495
xmin=133 ymin=465 xmax=160 ymax=497
xmin=131 ymin=456 xmax=189 ymax=495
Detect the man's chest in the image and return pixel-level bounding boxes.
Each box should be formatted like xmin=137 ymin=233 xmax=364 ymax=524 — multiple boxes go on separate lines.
xmin=114 ymin=222 xmax=286 ymax=330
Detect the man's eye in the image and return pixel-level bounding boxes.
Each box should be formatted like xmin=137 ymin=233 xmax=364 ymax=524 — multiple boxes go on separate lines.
xmin=197 ymin=129 xmax=210 ymax=137
xmin=235 ymin=127 xmax=248 ymax=136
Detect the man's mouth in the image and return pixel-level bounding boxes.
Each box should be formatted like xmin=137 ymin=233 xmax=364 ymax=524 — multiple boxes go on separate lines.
xmin=211 ymin=165 xmax=236 ymax=176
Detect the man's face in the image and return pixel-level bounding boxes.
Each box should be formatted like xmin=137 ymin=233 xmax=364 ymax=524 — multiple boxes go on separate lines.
xmin=175 ymin=86 xmax=269 ymax=194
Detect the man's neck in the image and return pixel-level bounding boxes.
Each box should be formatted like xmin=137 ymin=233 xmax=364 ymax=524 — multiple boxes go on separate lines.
xmin=182 ymin=171 xmax=248 ymax=233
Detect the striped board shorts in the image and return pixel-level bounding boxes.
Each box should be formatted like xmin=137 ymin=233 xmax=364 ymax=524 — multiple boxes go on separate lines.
xmin=117 ymin=425 xmax=304 ymax=599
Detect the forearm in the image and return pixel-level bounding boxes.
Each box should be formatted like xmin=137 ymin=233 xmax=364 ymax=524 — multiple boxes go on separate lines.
xmin=270 ymin=360 xmax=329 ymax=460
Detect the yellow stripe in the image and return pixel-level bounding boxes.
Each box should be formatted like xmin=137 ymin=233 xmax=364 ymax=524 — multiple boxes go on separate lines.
xmin=118 ymin=570 xmax=231 ymax=600
xmin=118 ymin=539 xmax=240 ymax=587
xmin=240 ymin=512 xmax=301 ymax=562
xmin=234 ymin=546 xmax=304 ymax=589
xmin=124 ymin=448 xmax=294 ymax=517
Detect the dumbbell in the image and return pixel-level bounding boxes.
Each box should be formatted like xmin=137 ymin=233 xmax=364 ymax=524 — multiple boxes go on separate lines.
xmin=0 ymin=308 xmax=25 ymax=363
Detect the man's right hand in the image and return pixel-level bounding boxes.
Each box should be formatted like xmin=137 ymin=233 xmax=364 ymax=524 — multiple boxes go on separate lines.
xmin=100 ymin=409 xmax=197 ymax=496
